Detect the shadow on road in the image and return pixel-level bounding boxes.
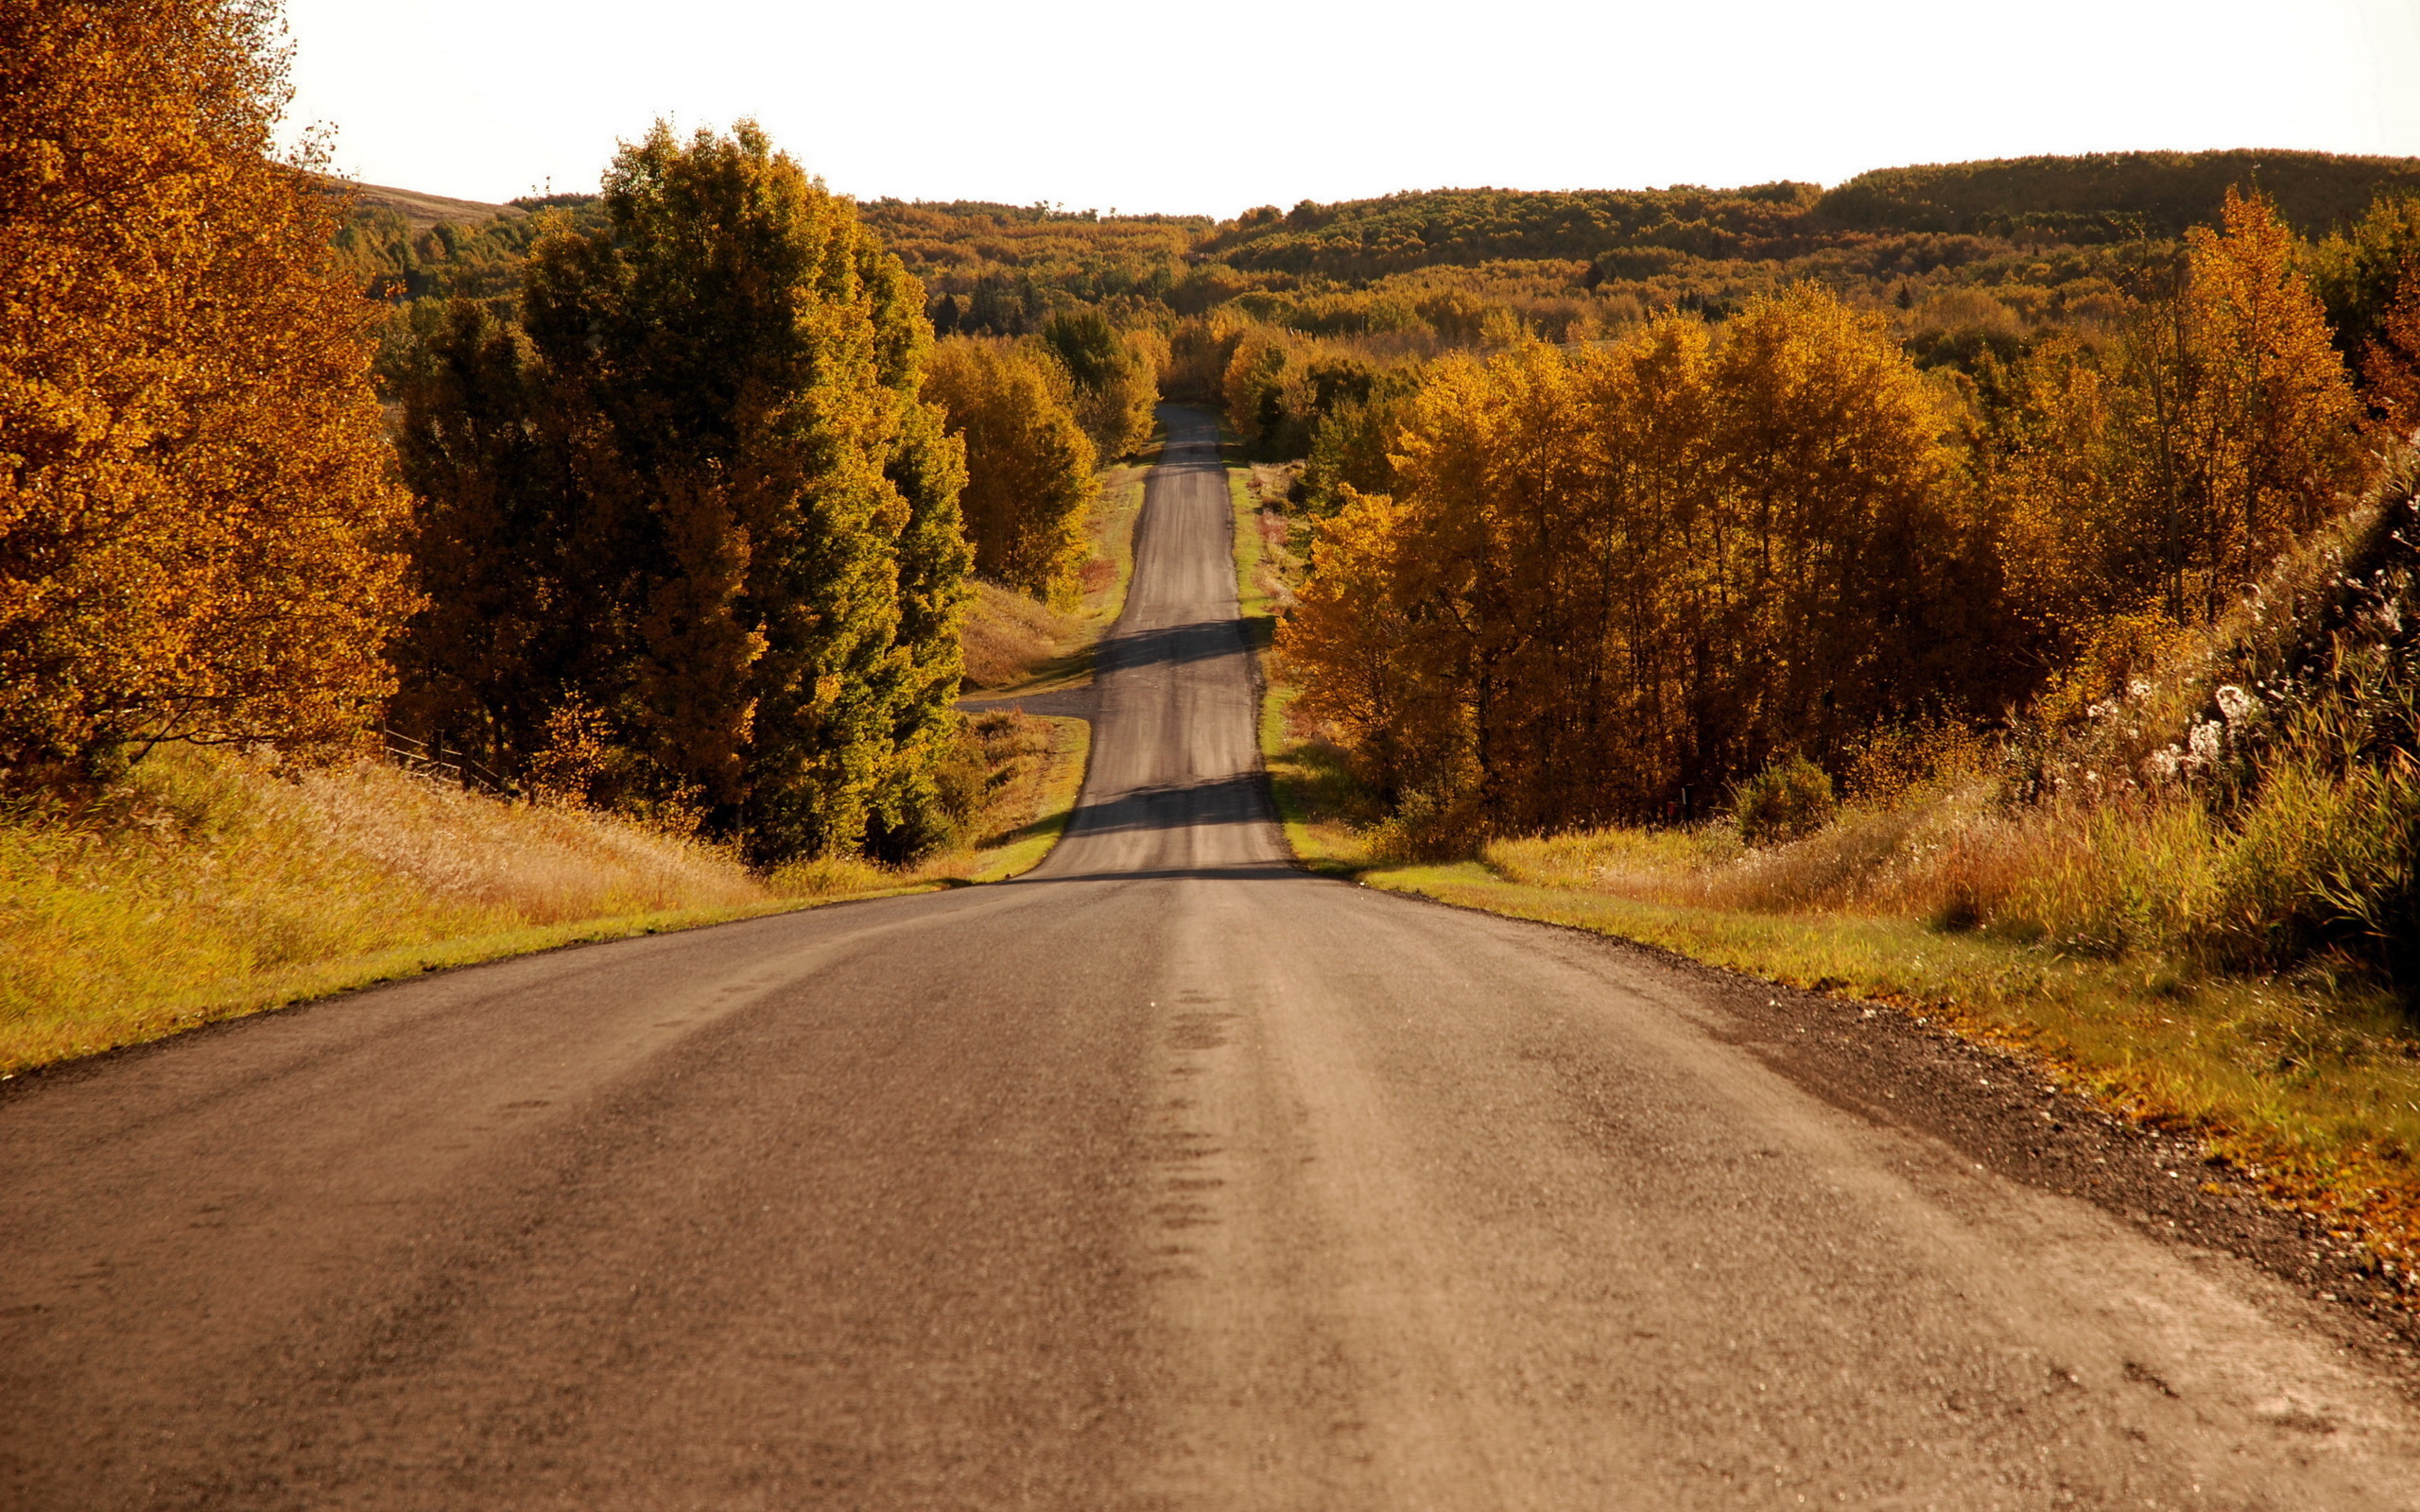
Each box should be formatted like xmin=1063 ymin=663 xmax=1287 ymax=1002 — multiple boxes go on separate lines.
xmin=1063 ymin=774 xmax=1269 ymax=836
xmin=1096 ymin=620 xmax=1249 ymax=677
xmin=1011 ymin=860 xmax=1305 ymax=885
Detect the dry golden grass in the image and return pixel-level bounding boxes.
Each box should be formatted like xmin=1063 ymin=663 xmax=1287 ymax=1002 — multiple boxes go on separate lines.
xmin=2 ymin=709 xmax=1095 ymax=1075
xmin=0 ymin=747 xmax=776 ymax=1073
xmin=285 ymin=760 xmax=761 ymax=920
xmin=960 ymin=579 xmax=1080 ymax=690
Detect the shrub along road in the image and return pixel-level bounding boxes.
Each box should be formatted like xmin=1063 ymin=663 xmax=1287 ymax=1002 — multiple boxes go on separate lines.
xmin=6 ymin=412 xmax=2420 ymax=1508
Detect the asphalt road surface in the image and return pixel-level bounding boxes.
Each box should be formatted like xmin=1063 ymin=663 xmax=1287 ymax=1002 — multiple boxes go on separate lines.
xmin=8 ymin=409 xmax=2420 ymax=1509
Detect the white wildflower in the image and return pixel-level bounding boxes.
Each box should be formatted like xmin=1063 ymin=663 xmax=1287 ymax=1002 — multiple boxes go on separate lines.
xmin=2188 ymin=719 xmax=2223 ymax=765
xmin=2147 ymin=747 xmax=2180 ymax=782
xmin=2214 ymin=684 xmax=2260 ymax=726
xmin=2127 ymin=678 xmax=2152 ymax=702
xmin=2086 ymin=698 xmax=2118 ymax=722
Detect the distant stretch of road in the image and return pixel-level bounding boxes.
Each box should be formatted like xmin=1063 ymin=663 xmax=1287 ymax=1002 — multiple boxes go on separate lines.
xmin=5 ymin=408 xmax=2417 ymax=1508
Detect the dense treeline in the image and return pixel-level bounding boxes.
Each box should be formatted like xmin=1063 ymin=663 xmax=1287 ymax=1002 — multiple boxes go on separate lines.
xmin=1277 ymin=190 xmax=2394 ymax=848
xmin=1820 ymin=150 xmax=2420 ymax=241
xmin=861 ymin=200 xmax=1203 ymax=336
xmin=1280 ymin=289 xmax=1968 ymax=835
xmin=1197 ymin=183 xmax=1823 ymax=278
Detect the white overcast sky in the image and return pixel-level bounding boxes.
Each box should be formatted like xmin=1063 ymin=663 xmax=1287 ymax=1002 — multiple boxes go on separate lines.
xmin=281 ymin=0 xmax=2420 ymax=218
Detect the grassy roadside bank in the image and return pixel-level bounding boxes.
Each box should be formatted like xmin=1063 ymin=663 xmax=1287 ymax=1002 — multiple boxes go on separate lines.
xmin=0 ymin=716 xmax=1090 ymax=1076
xmin=0 ymin=431 xmax=1162 ymax=1078
xmin=1227 ymin=449 xmax=2420 ymax=1290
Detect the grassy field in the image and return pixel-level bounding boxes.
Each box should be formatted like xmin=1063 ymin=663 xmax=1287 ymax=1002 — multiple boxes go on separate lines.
xmin=1231 ymin=447 xmax=2420 ymax=1287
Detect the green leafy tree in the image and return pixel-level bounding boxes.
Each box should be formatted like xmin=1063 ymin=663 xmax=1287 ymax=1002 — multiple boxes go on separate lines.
xmin=1040 ymin=306 xmax=1160 ymax=458
xmin=385 ymin=300 xmax=583 ymax=779
xmin=2308 ymin=190 xmax=2420 ymax=368
xmin=395 ymin=121 xmax=970 ymax=863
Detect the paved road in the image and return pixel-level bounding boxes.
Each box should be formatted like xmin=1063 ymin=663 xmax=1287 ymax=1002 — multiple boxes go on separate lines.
xmin=7 ymin=409 xmax=2420 ymax=1509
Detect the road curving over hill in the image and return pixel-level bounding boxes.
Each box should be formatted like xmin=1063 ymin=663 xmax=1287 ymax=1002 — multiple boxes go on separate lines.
xmin=6 ymin=408 xmax=2420 ymax=1508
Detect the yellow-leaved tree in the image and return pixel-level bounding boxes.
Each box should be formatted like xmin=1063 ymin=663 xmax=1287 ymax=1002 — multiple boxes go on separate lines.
xmin=1280 ymin=289 xmax=1970 ymax=841
xmin=922 ymin=336 xmax=1097 ymax=605
xmin=0 ymin=0 xmax=412 ymax=792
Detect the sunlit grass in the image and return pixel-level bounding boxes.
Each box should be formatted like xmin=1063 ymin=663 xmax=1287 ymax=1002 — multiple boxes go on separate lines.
xmin=2 ymin=713 xmax=1094 ymax=1075
xmin=0 ymin=747 xmax=777 ymax=1073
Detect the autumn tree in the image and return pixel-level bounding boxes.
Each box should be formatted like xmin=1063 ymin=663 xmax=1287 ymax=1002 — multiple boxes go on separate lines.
xmin=1040 ymin=306 xmax=1160 ymax=458
xmin=1705 ymin=284 xmax=1969 ymax=764
xmin=394 ymin=121 xmax=971 ymax=863
xmin=0 ymin=0 xmax=413 ymax=791
xmin=921 ymin=336 xmax=1097 ymax=604
xmin=2173 ymin=188 xmax=2362 ymax=606
xmin=1282 ymin=487 xmax=1454 ymax=806
xmin=1222 ymin=327 xmax=1310 ymax=453
xmin=2360 ymin=265 xmax=2420 ymax=435
xmin=2100 ymin=189 xmax=2363 ymax=623
xmin=1966 ymin=337 xmax=2134 ymax=666
xmin=1282 ymin=290 xmax=1970 ymax=839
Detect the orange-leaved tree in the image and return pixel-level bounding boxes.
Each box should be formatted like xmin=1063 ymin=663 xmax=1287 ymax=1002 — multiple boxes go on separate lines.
xmin=2111 ymin=188 xmax=2363 ymax=622
xmin=0 ymin=0 xmax=413 ymax=791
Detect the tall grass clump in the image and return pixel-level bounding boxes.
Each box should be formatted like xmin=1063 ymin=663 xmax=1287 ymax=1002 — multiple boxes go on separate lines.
xmin=3 ymin=704 xmax=1096 ymax=1074
xmin=1735 ymin=754 xmax=1836 ymax=846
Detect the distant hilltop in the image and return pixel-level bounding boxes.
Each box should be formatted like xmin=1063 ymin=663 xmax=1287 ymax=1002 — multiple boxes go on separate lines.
xmin=338 ymin=148 xmax=2420 ymax=257
xmin=336 ymin=181 xmax=524 ymax=234
xmin=331 ymin=147 xmax=2420 ymax=334
xmin=1817 ymin=148 xmax=2420 ymax=240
